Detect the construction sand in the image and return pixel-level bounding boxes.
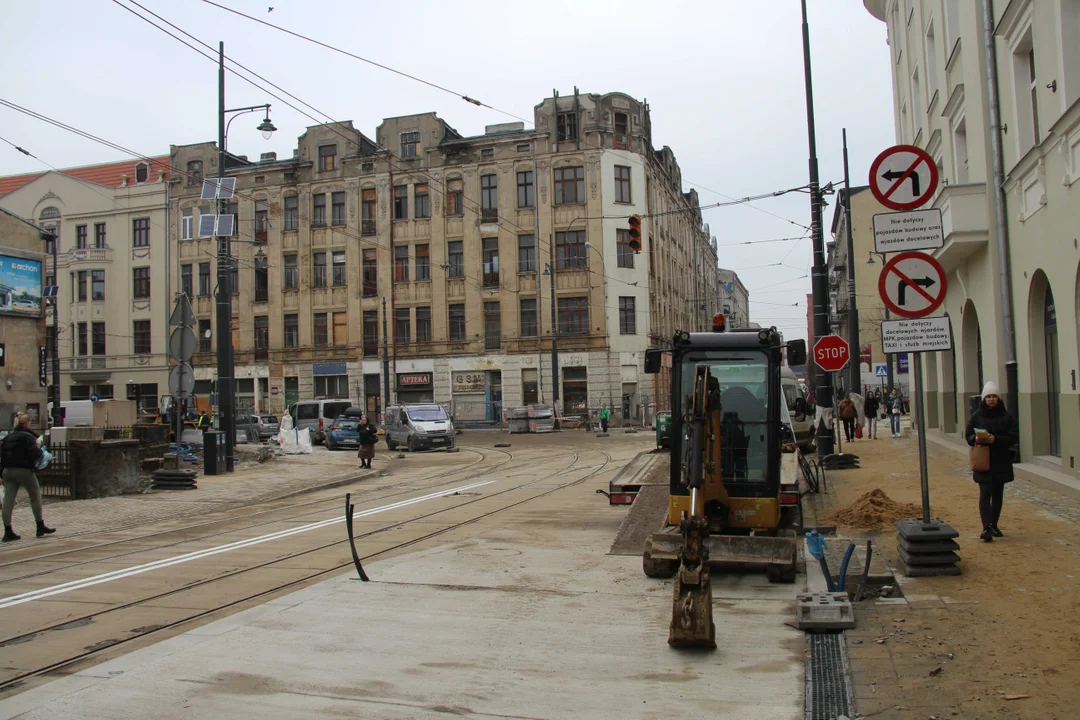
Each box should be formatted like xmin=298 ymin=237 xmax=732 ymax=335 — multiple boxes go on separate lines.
xmin=828 ymin=488 xmax=920 ymax=531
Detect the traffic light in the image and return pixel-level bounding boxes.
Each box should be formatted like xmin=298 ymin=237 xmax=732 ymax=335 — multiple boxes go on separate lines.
xmin=627 ymin=215 xmax=642 ymax=253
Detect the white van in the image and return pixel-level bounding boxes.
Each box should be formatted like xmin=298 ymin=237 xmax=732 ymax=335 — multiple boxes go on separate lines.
xmin=288 ymin=399 xmax=352 ymax=445
xmin=781 ymin=367 xmax=814 ymax=451
xmin=383 ymin=404 xmax=455 ymax=451
xmin=47 ymin=401 xmax=94 ymax=427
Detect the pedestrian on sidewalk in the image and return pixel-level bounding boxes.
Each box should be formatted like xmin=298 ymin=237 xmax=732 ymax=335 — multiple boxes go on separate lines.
xmin=1 ymin=413 xmax=56 ymax=542
xmin=838 ymin=395 xmax=857 ymax=442
xmin=965 ymin=381 xmax=1017 ymax=543
xmin=888 ymin=388 xmax=903 ymax=437
xmin=356 ymin=415 xmax=378 ymax=469
xmin=599 ymin=404 xmax=611 ymax=433
xmin=864 ymin=390 xmax=880 ymax=439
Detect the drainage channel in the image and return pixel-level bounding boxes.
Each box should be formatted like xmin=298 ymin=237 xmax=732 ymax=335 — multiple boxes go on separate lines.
xmin=805 ymin=631 xmax=855 ymax=720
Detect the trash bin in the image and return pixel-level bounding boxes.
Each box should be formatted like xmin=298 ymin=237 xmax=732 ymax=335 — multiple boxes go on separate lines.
xmin=204 ymin=430 xmax=226 ymax=476
xmin=656 ymin=412 xmax=672 ymax=449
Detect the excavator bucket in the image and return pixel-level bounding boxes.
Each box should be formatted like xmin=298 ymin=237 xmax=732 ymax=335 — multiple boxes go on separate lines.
xmin=645 ymin=532 xmax=798 ymax=582
xmin=669 ymin=561 xmax=716 ymax=648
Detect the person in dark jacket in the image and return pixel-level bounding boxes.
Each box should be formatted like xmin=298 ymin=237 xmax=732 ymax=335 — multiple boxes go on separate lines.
xmin=356 ymin=415 xmax=378 ymax=469
xmin=864 ymin=391 xmax=880 ymax=439
xmin=1 ymin=413 xmax=56 ymax=542
xmin=965 ymin=381 xmax=1017 ymax=542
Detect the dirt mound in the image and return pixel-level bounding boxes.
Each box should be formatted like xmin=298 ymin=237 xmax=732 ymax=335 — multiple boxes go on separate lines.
xmin=829 ymin=489 xmax=920 ymax=531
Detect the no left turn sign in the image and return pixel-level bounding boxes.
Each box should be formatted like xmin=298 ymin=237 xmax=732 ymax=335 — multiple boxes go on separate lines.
xmin=869 ymin=145 xmax=939 ymax=211
xmin=878 ymin=251 xmax=948 ymax=318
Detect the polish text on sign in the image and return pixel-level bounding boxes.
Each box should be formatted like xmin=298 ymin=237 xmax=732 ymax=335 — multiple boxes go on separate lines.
xmin=881 ymin=317 xmax=953 ymax=354
xmin=873 ymin=209 xmax=944 ymax=253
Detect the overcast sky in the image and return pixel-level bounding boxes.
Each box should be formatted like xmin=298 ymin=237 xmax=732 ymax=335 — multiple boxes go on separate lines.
xmin=0 ymin=0 xmax=895 ymax=340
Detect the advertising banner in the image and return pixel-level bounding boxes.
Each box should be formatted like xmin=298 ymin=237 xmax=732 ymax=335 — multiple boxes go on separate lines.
xmin=0 ymin=254 xmax=42 ymax=317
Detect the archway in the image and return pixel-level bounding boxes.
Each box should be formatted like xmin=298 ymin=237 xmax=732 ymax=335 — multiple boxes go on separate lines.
xmin=961 ymin=300 xmax=983 ymax=414
xmin=1027 ymin=271 xmax=1060 ymax=457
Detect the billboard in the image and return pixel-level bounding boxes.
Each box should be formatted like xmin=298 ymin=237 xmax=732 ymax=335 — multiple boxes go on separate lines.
xmin=0 ymin=254 xmax=42 ymax=317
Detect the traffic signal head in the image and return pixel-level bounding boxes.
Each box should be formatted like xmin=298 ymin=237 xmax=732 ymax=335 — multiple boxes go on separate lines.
xmin=627 ymin=215 xmax=641 ymax=253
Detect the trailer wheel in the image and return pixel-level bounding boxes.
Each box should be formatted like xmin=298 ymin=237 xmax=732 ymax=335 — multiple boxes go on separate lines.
xmin=643 ymin=553 xmax=678 ymax=579
xmin=766 ymin=548 xmax=798 ymax=584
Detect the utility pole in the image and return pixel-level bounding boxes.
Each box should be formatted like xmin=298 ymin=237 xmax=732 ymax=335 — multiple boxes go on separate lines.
xmin=842 ymin=129 xmax=861 ymax=396
xmin=533 ymin=140 xmax=544 ymax=403
xmin=800 ymin=0 xmax=835 ymax=458
xmin=214 ymin=41 xmax=235 ymax=471
xmin=381 ymin=296 xmax=391 ymax=409
xmin=548 ymin=233 xmax=559 ymax=409
xmin=47 ymin=230 xmax=62 ymax=428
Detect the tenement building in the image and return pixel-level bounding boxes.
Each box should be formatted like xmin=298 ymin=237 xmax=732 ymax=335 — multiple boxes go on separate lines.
xmin=169 ymin=90 xmax=719 ymax=422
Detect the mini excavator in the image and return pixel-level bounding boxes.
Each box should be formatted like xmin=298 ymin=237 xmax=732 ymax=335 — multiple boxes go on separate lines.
xmin=643 ymin=313 xmax=807 ymax=648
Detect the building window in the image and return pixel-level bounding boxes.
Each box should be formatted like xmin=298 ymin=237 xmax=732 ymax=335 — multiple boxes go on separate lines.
xmin=254 ymin=200 xmax=269 ymax=242
xmin=414 ymin=183 xmax=430 ymax=218
xmin=313 ymin=312 xmax=328 ymax=347
xmin=362 ymin=248 xmax=377 ymax=297
xmin=613 ymin=112 xmax=629 ymax=149
xmin=400 ymin=131 xmax=420 ymax=159
xmin=95 ymin=222 xmax=107 ymax=248
xmin=133 ymin=267 xmax=151 ymax=299
xmin=77 ymin=270 xmax=87 ymax=302
xmin=447 ymin=241 xmax=464 ymax=278
xmin=225 ymin=201 xmax=239 ymax=237
xmin=284 ymin=313 xmax=299 ymax=349
xmin=446 ymin=178 xmax=463 ymax=216
xmin=230 ymin=265 xmax=239 ymax=296
xmin=482 ymin=237 xmax=499 ymax=287
xmin=331 ymin=250 xmax=347 ymax=286
xmin=312 ymin=193 xmax=326 ymax=226
xmin=187 ymin=160 xmax=203 ymax=186
xmin=181 ymin=209 xmax=193 ymax=240
xmin=449 ymin=304 xmax=466 ymax=341
xmin=71 ymin=386 xmax=91 ymax=401
xmin=394 ymin=245 xmax=409 ymax=282
xmin=484 ymin=301 xmax=501 ymax=349
xmin=133 ymin=320 xmax=152 ymax=354
xmin=517 ymin=142 xmax=531 ymax=153
xmin=556 ymin=111 xmax=578 ymax=142
xmin=415 ymin=244 xmax=430 ymax=281
xmin=283 ymin=196 xmax=298 ymax=231
xmin=199 ymin=319 xmax=211 ymax=352
xmin=558 ymin=296 xmax=589 ymax=335
xmin=133 ymin=218 xmax=150 ymax=247
xmin=481 ymin=174 xmax=497 ymax=221
xmin=363 ymin=310 xmax=378 ymax=356
xmin=312 ymin=252 xmax=327 ymax=288
xmin=283 ymin=255 xmax=298 ymax=289
xmin=393 ymin=185 xmax=408 ymax=220
xmin=361 ymin=188 xmax=376 ymax=235
xmin=518 ymin=234 xmax=535 ymax=273
xmin=43 ymin=231 xmax=56 ymax=256
xmin=614 ymin=165 xmax=632 ymax=204
xmin=331 ymin=191 xmax=345 ymax=226
xmin=319 ymin=144 xmax=337 ymax=172
xmin=1026 ymin=46 xmax=1040 ymax=147
xmin=395 ymin=307 xmax=411 ymax=344
xmin=91 ymin=270 xmax=105 ymax=301
xmin=255 ymin=261 xmax=269 ymax=302
xmin=553 ymin=166 xmax=585 ymax=205
xmin=416 ymin=306 xmax=432 ymax=343
xmin=333 ymin=311 xmax=347 ymax=346
xmin=78 ymin=322 xmax=88 ymax=355
xmin=616 ymin=229 xmax=634 ymax=268
xmin=92 ymin=321 xmax=106 ymax=356
xmin=619 ymin=297 xmax=636 ymax=334
xmin=519 ymin=298 xmax=537 ymax=337
xmin=953 ymin=116 xmax=969 ymax=184
xmin=517 ymin=171 xmax=534 ymax=208
xmin=135 ymin=162 xmax=149 ymax=184
xmin=76 ymin=225 xmax=87 ymax=249
xmin=481 ymin=148 xmax=494 ymax=159
xmin=556 ymin=230 xmax=587 ymax=269
xmin=314 ymin=375 xmax=348 ymax=399
xmin=198 ymin=262 xmax=211 ymax=296
xmin=254 ymin=316 xmax=269 ymax=359
xmin=181 ymin=264 xmax=193 ymax=297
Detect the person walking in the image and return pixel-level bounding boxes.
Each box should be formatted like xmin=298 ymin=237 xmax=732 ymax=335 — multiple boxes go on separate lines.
xmin=1 ymin=413 xmax=56 ymax=542
xmin=966 ymin=382 xmax=1017 ymax=542
xmin=888 ymin=388 xmax=903 ymax=437
xmin=864 ymin=390 xmax=880 ymax=439
xmin=838 ymin=395 xmax=857 ymax=443
xmin=599 ymin=404 xmax=611 ymax=433
xmin=356 ymin=415 xmax=378 ymax=469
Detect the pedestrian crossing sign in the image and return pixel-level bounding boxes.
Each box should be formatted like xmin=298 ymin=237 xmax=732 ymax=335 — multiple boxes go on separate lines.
xmin=875 ymin=364 xmax=888 ymax=378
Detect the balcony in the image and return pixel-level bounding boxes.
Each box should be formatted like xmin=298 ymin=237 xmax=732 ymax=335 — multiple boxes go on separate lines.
xmin=61 ymin=247 xmax=113 ymax=268
xmin=362 ymin=220 xmax=376 ymax=236
xmin=933 ymin=183 xmax=988 ymax=273
xmin=480 ymin=208 xmax=498 ymax=223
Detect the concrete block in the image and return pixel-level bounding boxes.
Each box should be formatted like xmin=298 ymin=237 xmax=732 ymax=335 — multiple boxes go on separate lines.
xmin=796 ymin=592 xmax=856 ymax=630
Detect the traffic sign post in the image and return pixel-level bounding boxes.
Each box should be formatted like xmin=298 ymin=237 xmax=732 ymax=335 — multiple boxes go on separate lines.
xmin=878 ymin=252 xmax=947 ymax=319
xmin=869 ymin=145 xmax=939 ymax=211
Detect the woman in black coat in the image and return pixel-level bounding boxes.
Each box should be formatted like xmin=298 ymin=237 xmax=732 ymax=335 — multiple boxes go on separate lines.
xmin=965 ymin=381 xmax=1018 ymax=542
xmin=355 ymin=416 xmax=378 ymax=469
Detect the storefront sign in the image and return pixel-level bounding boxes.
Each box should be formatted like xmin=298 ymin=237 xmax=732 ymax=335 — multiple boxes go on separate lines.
xmin=452 ymin=371 xmax=486 ymax=393
xmin=313 ymin=362 xmax=347 ymax=376
xmin=398 ymin=373 xmax=432 ymax=387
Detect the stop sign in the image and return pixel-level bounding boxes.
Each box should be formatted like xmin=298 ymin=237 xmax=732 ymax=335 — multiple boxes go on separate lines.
xmin=813 ymin=335 xmax=850 ymax=373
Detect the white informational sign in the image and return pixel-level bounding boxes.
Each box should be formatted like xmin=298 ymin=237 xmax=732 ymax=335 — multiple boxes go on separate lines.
xmin=881 ymin=317 xmax=953 ymax=354
xmin=873 ymin=209 xmax=944 ymax=253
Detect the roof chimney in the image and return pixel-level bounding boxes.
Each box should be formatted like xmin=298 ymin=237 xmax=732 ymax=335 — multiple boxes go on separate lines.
xmin=260 ymin=152 xmax=277 ymax=162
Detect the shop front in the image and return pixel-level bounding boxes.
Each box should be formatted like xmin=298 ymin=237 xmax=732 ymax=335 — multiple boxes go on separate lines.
xmin=396 ymin=372 xmax=434 ymax=404
xmin=452 ymin=370 xmax=502 ymax=424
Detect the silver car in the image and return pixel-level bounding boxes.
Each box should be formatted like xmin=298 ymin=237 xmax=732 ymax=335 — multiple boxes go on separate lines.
xmin=250 ymin=414 xmax=280 ymax=440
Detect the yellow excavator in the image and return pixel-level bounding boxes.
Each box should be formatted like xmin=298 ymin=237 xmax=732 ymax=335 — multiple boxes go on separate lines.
xmin=642 ymin=314 xmax=807 ymax=648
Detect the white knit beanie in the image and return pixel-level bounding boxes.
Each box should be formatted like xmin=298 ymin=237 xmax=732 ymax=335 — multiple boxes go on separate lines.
xmin=981 ymin=381 xmax=1000 ymax=400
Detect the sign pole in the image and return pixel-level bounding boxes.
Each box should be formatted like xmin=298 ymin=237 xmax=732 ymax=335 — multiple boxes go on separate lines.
xmin=912 ymin=351 xmax=931 ymax=523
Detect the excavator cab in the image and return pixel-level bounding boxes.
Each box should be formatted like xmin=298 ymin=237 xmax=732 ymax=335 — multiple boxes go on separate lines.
xmin=643 ymin=317 xmax=807 ymax=648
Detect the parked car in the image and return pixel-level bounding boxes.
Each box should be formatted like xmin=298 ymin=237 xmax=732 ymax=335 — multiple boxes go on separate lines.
xmin=250 ymin=414 xmax=280 ymax=440
xmin=383 ymin=404 xmax=455 ymax=451
xmin=326 ymin=416 xmax=361 ymax=450
xmin=288 ymin=400 xmax=352 ymax=445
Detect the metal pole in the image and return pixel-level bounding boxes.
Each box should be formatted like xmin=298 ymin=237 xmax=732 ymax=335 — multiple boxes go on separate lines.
xmin=214 ymin=40 xmax=235 ymax=471
xmin=800 ymin=0 xmax=834 ymax=458
xmin=533 ymin=139 xmax=544 ymax=404
xmin=842 ymin=129 xmax=861 ymax=397
xmin=50 ymin=231 xmax=62 ymax=428
xmin=912 ymin=351 xmax=931 ymax=523
xmin=381 ymin=297 xmax=390 ymax=409
xmin=548 ymin=234 xmax=559 ymax=407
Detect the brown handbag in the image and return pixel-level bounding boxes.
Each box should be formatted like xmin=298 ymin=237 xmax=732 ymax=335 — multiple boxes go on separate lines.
xmin=970 ymin=444 xmax=991 ymax=473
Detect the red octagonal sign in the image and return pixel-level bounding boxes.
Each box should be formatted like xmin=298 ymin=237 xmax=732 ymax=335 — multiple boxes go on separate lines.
xmin=813 ymin=335 xmax=850 ymax=373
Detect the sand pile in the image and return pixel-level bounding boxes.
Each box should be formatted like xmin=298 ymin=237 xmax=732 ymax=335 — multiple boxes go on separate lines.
xmin=829 ymin=489 xmax=920 ymax=531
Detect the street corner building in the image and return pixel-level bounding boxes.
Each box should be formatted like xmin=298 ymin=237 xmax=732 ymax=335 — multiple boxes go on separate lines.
xmin=0 ymin=208 xmax=48 ymax=430
xmin=167 ymin=90 xmax=723 ymax=423
xmin=864 ymin=1 xmax=1080 ymax=475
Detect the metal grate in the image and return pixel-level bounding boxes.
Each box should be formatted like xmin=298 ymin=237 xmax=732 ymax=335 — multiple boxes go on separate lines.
xmin=805 ymin=631 xmax=854 ymax=720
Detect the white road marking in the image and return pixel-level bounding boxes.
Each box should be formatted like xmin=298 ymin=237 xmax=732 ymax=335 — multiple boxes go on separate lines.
xmin=0 ymin=480 xmax=494 ymax=609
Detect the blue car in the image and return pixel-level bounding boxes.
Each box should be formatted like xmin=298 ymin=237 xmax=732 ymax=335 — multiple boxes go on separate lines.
xmin=325 ymin=416 xmax=361 ymax=450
